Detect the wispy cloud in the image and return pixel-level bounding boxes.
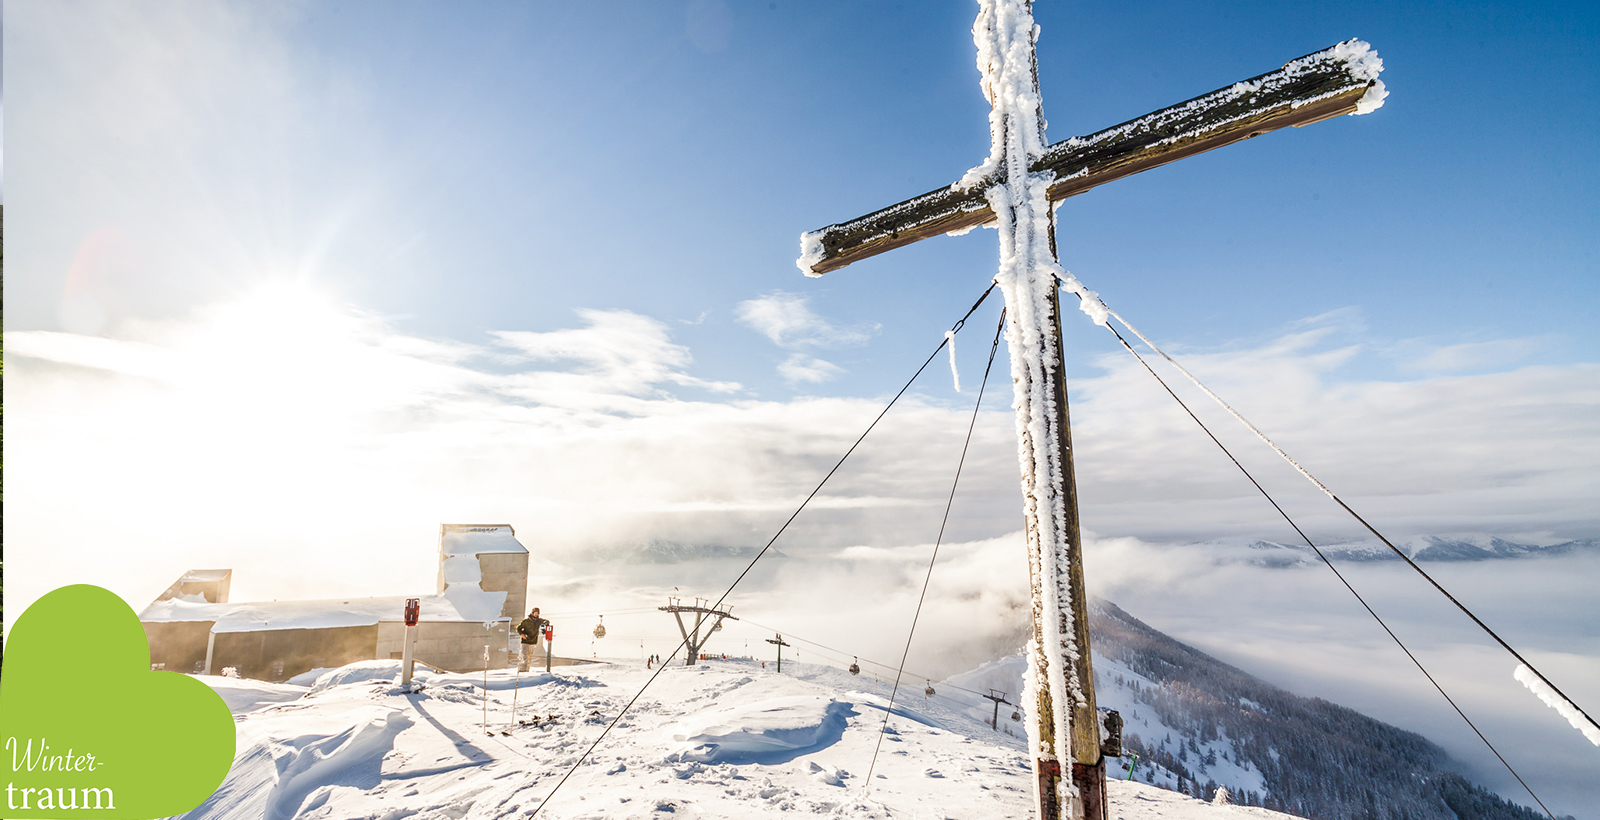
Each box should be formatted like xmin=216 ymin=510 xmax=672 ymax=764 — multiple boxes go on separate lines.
xmin=735 ymin=291 xmax=877 ymax=385
xmin=777 ymin=353 xmax=844 ymax=385
xmin=734 ymin=291 xmax=876 ymax=349
xmin=1400 ymin=337 xmax=1547 ymax=373
xmin=492 ymin=309 xmax=740 ymax=397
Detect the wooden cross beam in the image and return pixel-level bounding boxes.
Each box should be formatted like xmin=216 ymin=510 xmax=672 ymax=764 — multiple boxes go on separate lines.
xmin=795 ymin=4 xmax=1382 ymax=819
xmin=799 ymin=40 xmax=1384 ymax=277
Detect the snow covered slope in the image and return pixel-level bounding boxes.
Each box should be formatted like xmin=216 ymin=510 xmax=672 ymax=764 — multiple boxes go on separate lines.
xmin=177 ymin=599 xmax=1563 ymax=819
xmin=182 ymin=657 xmax=1302 ymax=820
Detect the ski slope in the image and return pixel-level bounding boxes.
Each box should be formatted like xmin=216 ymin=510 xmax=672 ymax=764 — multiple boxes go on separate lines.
xmin=185 ymin=657 xmax=1303 ymax=819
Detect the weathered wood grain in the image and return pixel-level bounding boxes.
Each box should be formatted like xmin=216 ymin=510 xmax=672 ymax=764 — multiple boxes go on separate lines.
xmin=802 ymin=43 xmax=1376 ymax=275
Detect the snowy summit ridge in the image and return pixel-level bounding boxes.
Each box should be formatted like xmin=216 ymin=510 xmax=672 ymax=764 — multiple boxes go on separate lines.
xmin=180 ymin=599 xmax=1554 ymax=819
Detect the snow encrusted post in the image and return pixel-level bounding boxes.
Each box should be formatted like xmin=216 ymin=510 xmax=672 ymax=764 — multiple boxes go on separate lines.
xmin=959 ymin=3 xmax=1103 ymax=818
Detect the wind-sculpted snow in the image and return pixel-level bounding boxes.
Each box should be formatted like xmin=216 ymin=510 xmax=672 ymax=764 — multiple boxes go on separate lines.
xmin=262 ymin=709 xmax=413 ymax=820
xmin=193 ymin=675 xmax=311 ymax=714
xmin=185 ymin=706 xmax=413 ymax=820
xmin=307 ymin=660 xmax=436 ymax=694
xmin=667 ymin=695 xmax=855 ymax=763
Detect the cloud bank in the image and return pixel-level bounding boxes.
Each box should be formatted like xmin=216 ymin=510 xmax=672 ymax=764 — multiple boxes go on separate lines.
xmin=9 ymin=292 xmax=1596 ymax=614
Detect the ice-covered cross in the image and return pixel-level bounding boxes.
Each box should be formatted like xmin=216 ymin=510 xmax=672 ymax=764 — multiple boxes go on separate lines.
xmin=796 ymin=2 xmax=1384 ymax=819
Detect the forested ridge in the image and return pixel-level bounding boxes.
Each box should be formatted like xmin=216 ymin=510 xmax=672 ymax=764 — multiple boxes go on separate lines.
xmin=1091 ymin=599 xmax=1563 ymax=820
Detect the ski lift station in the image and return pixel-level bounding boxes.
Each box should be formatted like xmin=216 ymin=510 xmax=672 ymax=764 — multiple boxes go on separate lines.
xmin=138 ymin=524 xmax=530 ymax=681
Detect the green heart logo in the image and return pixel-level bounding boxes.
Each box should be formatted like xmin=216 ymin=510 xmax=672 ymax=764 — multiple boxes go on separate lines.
xmin=0 ymin=585 xmax=235 ymax=818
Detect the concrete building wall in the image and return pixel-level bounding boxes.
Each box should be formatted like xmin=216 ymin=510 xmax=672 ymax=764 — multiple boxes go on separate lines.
xmin=212 ymin=625 xmax=379 ymax=682
xmin=478 ymin=552 xmax=529 ymax=620
xmin=145 ymin=621 xmax=215 ymax=674
xmin=375 ymin=620 xmax=513 ymax=673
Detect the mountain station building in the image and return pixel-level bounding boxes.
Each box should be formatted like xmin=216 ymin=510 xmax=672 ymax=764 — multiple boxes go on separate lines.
xmin=139 ymin=524 xmax=531 ymax=681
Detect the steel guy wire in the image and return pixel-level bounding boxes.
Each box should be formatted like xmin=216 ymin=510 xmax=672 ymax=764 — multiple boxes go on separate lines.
xmin=1093 ymin=295 xmax=1597 ymax=740
xmin=1092 ymin=300 xmax=1557 ymax=819
xmin=529 ymin=283 xmax=998 ymax=816
xmin=867 ymin=305 xmax=1007 ymax=786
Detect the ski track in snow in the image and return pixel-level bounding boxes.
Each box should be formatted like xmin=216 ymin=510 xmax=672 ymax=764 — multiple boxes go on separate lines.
xmin=180 ymin=656 xmax=1303 ymax=820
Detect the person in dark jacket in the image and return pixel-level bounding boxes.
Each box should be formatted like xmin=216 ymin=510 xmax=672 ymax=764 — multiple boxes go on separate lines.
xmin=517 ymin=608 xmax=547 ymax=672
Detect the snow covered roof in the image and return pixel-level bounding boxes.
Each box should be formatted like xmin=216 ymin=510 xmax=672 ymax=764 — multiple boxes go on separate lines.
xmin=139 ymin=586 xmax=508 ymax=634
xmin=180 ymin=569 xmax=233 ymax=583
xmin=440 ymin=524 xmax=527 ymax=556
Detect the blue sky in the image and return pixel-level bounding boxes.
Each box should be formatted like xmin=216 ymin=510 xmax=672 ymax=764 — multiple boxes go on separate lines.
xmin=8 ymin=0 xmax=1597 ymax=392
xmin=6 ymin=1 xmax=1599 ymax=814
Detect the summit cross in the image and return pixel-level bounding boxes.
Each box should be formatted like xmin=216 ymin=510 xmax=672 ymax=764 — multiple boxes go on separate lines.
xmin=795 ymin=3 xmax=1385 ymax=819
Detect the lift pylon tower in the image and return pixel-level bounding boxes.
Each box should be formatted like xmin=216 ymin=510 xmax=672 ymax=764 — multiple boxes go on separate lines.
xmin=982 ymin=689 xmax=1013 ymax=730
xmin=765 ymin=633 xmax=791 ymax=673
xmin=660 ymin=597 xmax=739 ymax=666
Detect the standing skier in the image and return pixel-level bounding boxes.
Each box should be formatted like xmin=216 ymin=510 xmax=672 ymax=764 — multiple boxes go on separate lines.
xmin=516 ymin=607 xmax=547 ymax=672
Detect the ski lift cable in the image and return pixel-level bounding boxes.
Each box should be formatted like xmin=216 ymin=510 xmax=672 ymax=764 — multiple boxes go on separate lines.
xmin=1095 ymin=297 xmax=1598 ymax=740
xmin=1096 ymin=315 xmax=1558 ymax=819
xmin=539 ymin=606 xmax=660 ymax=617
xmin=530 ymin=283 xmax=999 ymax=816
xmin=734 ymin=618 xmax=994 ymax=701
xmin=867 ymin=306 xmax=1007 ymax=786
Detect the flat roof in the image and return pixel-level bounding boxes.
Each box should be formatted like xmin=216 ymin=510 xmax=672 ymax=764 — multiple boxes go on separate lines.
xmin=440 ymin=524 xmax=527 ymax=556
xmin=139 ymin=586 xmax=508 ymax=634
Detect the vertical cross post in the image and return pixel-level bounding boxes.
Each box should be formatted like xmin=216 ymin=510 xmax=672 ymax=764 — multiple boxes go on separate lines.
xmin=965 ymin=3 xmax=1101 ymax=816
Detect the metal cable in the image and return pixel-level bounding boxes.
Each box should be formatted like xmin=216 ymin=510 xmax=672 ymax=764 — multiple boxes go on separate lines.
xmin=529 ymin=283 xmax=998 ymax=816
xmin=1099 ymin=302 xmax=1597 ymax=740
xmin=866 ymin=307 xmax=1007 ymax=785
xmin=1099 ymin=315 xmax=1557 ymax=819
xmin=732 ymin=617 xmax=1000 ymax=701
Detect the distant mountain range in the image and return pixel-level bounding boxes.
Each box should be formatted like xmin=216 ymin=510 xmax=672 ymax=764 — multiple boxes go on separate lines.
xmin=579 ymin=535 xmax=1598 ymax=569
xmin=1218 ymin=535 xmax=1599 ymax=568
xmin=575 ymin=539 xmax=788 ymax=565
xmin=1087 ymin=599 xmax=1565 ymax=820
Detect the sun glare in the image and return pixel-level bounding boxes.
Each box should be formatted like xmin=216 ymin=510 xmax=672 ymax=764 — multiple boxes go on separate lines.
xmin=175 ymin=281 xmax=374 ymax=445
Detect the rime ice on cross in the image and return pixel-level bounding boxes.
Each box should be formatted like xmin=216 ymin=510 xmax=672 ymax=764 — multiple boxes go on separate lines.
xmin=795 ymin=2 xmax=1384 ymax=818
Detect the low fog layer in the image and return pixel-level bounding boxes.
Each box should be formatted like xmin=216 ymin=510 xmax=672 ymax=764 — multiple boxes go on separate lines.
xmin=9 ymin=295 xmax=1597 ymax=610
